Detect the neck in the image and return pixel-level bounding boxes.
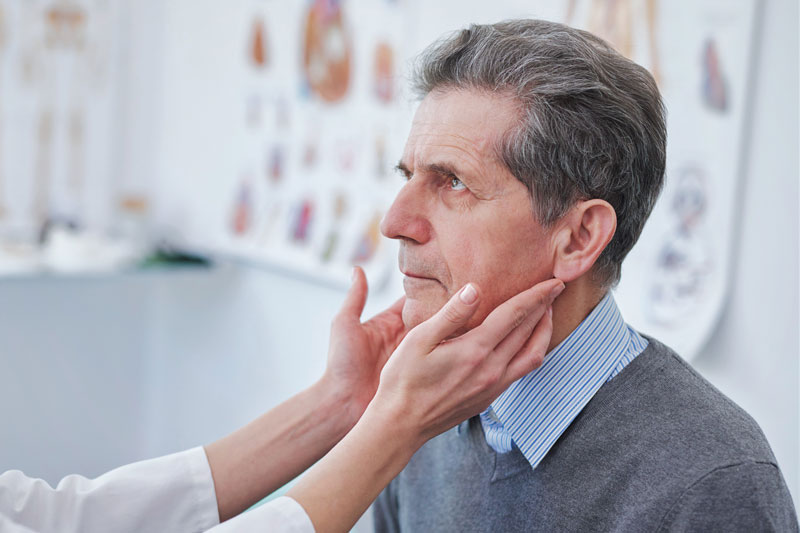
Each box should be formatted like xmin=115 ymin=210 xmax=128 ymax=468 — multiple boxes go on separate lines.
xmin=548 ymin=278 xmax=607 ymax=352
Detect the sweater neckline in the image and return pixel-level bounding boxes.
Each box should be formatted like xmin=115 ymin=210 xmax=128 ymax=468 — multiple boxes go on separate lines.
xmin=465 ymin=337 xmax=669 ymax=481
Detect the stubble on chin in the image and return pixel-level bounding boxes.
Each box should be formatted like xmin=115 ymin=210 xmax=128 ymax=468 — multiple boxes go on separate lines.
xmin=401 ymin=299 xmax=429 ymax=331
xmin=401 ymin=293 xmax=475 ymax=339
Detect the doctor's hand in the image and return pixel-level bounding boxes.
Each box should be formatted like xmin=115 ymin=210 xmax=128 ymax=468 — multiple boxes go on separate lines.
xmin=371 ymin=277 xmax=565 ymax=446
xmin=320 ymin=266 xmax=408 ymax=427
xmin=207 ymin=267 xmax=406 ymax=522
xmin=288 ymin=277 xmax=564 ymax=533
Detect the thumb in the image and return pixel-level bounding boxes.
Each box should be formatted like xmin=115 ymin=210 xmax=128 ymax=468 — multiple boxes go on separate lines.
xmin=338 ymin=266 xmax=368 ymax=321
xmin=413 ymin=283 xmax=481 ymax=351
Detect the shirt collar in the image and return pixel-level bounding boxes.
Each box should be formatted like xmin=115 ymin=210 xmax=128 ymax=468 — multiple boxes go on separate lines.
xmin=490 ymin=292 xmax=645 ymax=469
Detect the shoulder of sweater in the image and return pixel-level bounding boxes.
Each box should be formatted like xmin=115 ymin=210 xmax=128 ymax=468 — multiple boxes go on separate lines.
xmin=655 ymin=461 xmax=798 ymax=532
xmin=563 ymin=335 xmax=778 ymax=466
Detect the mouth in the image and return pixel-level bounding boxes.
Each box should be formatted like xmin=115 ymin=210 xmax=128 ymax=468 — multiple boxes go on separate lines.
xmin=402 ymin=270 xmax=437 ymax=280
xmin=401 ymin=270 xmax=443 ymax=295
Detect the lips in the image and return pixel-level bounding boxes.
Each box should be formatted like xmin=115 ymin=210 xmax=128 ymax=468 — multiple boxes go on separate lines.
xmin=402 ymin=270 xmax=436 ymax=280
xmin=398 ymin=248 xmax=442 ymax=285
xmin=401 ymin=269 xmax=443 ymax=296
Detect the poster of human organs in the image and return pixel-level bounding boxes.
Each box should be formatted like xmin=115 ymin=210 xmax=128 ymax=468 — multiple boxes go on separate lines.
xmin=154 ymin=0 xmax=759 ymax=359
xmin=154 ymin=0 xmax=412 ymax=289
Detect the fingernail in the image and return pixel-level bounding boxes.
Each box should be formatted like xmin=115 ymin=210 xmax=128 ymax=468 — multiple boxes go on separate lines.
xmin=460 ymin=283 xmax=478 ymax=304
xmin=351 ymin=267 xmax=357 ymax=282
xmin=547 ymin=306 xmax=553 ymax=319
xmin=550 ymin=282 xmax=565 ymax=300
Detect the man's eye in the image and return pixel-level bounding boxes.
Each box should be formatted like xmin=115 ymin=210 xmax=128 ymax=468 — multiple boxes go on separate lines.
xmin=450 ymin=177 xmax=466 ymax=191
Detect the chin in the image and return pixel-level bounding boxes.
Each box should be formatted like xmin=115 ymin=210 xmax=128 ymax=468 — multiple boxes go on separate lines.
xmin=401 ymin=297 xmax=481 ymax=339
xmin=401 ymin=299 xmax=438 ymax=330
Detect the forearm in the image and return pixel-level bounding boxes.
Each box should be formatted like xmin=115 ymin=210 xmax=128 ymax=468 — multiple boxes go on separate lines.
xmin=205 ymin=378 xmax=358 ymax=522
xmin=286 ymin=402 xmax=420 ymax=533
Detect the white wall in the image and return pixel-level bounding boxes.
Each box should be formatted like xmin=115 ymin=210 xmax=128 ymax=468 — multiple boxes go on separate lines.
xmin=140 ymin=264 xmax=355 ymax=457
xmin=691 ymin=0 xmax=799 ymax=500
xmin=0 ymin=0 xmax=796 ymax=519
xmin=0 ymin=274 xmax=154 ymax=480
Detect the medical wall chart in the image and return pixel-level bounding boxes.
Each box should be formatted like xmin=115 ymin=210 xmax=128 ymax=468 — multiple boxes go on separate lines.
xmin=153 ymin=0 xmax=411 ymax=288
xmin=569 ymin=0 xmax=759 ymax=361
xmin=1 ymin=0 xmax=759 ymax=359
xmin=0 ymin=0 xmax=123 ymax=243
xmin=153 ymin=0 xmax=757 ymax=358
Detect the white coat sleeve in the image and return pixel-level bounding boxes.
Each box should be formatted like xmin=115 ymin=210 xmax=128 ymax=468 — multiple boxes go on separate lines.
xmin=205 ymin=496 xmax=315 ymax=533
xmin=0 ymin=446 xmax=220 ymax=533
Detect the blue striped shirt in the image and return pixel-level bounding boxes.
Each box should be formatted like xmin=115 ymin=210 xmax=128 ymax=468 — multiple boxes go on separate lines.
xmin=479 ymin=292 xmax=648 ymax=468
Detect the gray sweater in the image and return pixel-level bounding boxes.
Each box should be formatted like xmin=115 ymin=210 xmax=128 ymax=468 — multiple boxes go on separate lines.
xmin=374 ymin=337 xmax=798 ymax=532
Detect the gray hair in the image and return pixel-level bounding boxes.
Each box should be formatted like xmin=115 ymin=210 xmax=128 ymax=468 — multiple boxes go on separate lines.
xmin=411 ymin=19 xmax=667 ymax=287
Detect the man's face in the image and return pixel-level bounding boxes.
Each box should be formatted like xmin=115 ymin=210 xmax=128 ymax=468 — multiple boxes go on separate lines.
xmin=381 ymin=89 xmax=556 ymax=332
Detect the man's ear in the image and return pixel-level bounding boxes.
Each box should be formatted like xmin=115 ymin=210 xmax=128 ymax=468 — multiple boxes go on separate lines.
xmin=551 ymin=200 xmax=617 ymax=283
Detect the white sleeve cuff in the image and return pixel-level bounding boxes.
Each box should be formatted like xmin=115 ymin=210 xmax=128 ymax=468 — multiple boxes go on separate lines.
xmin=185 ymin=446 xmax=223 ymax=532
xmin=0 ymin=446 xmax=220 ymax=533
xmin=206 ymin=496 xmax=315 ymax=533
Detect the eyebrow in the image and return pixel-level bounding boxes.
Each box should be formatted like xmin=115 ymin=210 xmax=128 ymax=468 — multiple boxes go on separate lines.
xmin=394 ymin=160 xmax=462 ymax=179
xmin=394 ymin=161 xmax=411 ymax=177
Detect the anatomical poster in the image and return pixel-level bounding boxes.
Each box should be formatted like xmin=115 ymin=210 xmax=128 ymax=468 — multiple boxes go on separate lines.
xmin=154 ymin=0 xmax=412 ymax=288
xmin=0 ymin=0 xmax=121 ymax=245
xmin=153 ymin=0 xmax=758 ymax=358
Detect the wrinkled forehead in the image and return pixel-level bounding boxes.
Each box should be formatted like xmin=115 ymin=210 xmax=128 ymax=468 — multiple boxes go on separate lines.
xmin=401 ymin=89 xmax=518 ymax=173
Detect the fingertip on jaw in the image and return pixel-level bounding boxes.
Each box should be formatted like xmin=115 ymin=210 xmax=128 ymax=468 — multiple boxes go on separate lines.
xmin=549 ymin=280 xmax=565 ymax=301
xmin=460 ymin=283 xmax=478 ymax=305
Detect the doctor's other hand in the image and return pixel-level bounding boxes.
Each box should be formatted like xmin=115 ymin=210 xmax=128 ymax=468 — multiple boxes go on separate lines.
xmin=320 ymin=266 xmax=408 ymax=428
xmin=372 ymin=277 xmax=565 ymax=446
xmin=285 ymin=278 xmax=563 ymax=533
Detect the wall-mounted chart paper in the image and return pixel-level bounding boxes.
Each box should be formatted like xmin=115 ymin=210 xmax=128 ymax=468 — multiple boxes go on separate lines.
xmin=152 ymin=0 xmax=758 ymax=358
xmin=0 ymin=0 xmax=122 ymax=241
xmin=154 ymin=0 xmax=413 ymax=288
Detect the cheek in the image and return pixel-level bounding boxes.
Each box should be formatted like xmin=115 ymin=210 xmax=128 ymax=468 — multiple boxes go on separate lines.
xmin=448 ymin=231 xmax=523 ymax=289
xmin=441 ymin=238 xmax=478 ymax=291
xmin=455 ymin=231 xmax=552 ymax=329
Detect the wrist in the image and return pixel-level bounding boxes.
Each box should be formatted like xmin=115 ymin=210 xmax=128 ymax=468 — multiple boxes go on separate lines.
xmin=313 ymin=375 xmax=364 ymax=434
xmin=361 ymin=389 xmax=429 ymax=455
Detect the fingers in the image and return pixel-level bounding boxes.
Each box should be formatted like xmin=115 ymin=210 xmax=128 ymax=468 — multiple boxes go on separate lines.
xmin=381 ymin=296 xmax=409 ymax=341
xmin=504 ymin=305 xmax=554 ymax=383
xmin=490 ymin=299 xmax=550 ymax=363
xmin=470 ymin=278 xmax=564 ymax=351
xmin=367 ymin=296 xmax=409 ymax=367
xmin=411 ymin=283 xmax=482 ymax=352
xmin=338 ymin=266 xmax=369 ymax=321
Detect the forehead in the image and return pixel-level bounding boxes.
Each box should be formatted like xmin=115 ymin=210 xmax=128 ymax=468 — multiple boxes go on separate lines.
xmin=402 ymin=89 xmax=519 ymax=175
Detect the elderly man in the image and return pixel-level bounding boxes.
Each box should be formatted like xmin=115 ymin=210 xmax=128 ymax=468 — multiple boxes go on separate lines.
xmin=373 ymin=19 xmax=798 ymax=532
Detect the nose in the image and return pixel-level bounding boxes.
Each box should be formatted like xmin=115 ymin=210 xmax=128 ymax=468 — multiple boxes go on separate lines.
xmin=380 ymin=180 xmax=432 ymax=244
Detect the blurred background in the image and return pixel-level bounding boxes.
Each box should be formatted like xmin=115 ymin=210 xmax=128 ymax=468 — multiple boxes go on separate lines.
xmin=0 ymin=0 xmax=797 ymax=522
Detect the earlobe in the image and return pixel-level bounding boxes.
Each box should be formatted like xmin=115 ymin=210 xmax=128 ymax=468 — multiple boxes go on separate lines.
xmin=552 ymin=200 xmax=617 ymax=282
